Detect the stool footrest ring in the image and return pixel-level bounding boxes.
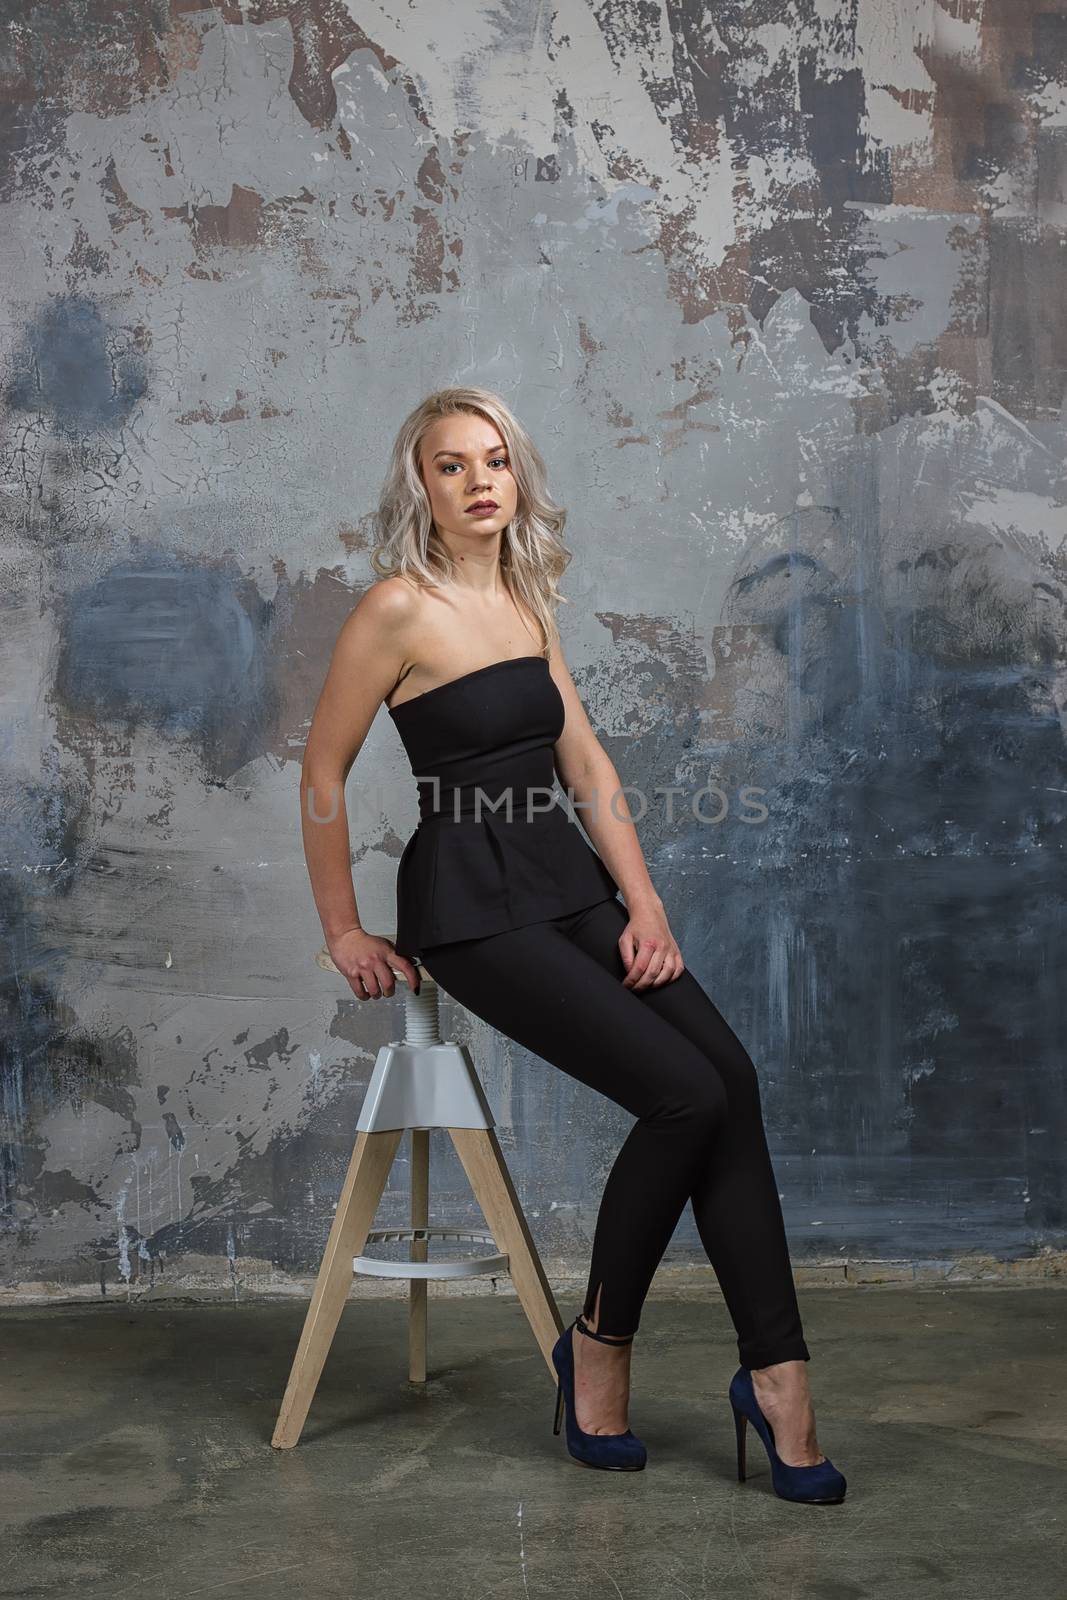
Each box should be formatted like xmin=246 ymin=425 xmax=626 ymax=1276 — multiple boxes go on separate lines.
xmin=353 ymin=1227 xmax=509 ymax=1280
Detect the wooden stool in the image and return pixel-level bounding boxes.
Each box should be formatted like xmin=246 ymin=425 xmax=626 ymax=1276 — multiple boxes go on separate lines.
xmin=270 ymin=950 xmax=564 ymax=1449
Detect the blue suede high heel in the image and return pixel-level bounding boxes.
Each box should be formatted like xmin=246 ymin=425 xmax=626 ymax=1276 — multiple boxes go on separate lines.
xmin=729 ymin=1366 xmax=846 ymax=1503
xmin=551 ymin=1316 xmax=647 ymax=1471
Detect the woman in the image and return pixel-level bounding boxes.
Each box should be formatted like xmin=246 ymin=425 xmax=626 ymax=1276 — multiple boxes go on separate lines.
xmin=299 ymin=386 xmax=845 ymax=1501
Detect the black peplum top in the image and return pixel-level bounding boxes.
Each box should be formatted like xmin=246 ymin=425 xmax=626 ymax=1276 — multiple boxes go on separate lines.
xmin=387 ymin=654 xmax=619 ymax=959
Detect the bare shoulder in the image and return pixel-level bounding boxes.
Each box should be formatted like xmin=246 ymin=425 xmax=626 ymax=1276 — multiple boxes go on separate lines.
xmin=354 ymin=574 xmax=422 ymax=633
xmin=302 ymin=578 xmax=436 ymax=775
xmin=338 ymin=576 xmax=421 ymax=670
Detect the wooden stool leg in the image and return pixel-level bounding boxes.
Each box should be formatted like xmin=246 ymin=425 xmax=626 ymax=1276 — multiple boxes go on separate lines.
xmin=448 ymin=1126 xmax=563 ymax=1379
xmin=409 ymin=1128 xmax=429 ymax=1383
xmin=271 ymin=1126 xmax=403 ymax=1449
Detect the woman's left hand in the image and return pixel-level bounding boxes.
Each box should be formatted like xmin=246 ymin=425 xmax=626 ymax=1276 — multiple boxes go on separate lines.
xmin=618 ymin=900 xmax=686 ymax=991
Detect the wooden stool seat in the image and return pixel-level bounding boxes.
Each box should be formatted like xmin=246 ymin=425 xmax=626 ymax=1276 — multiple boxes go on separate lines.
xmin=270 ymin=953 xmax=564 ymax=1449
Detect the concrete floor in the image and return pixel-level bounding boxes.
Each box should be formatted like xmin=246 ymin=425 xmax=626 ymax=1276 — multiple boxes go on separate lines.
xmin=0 ymin=1284 xmax=1063 ymax=1599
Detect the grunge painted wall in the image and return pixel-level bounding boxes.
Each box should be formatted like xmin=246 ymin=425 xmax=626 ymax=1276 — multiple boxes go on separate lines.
xmin=2 ymin=2 xmax=1065 ymax=1297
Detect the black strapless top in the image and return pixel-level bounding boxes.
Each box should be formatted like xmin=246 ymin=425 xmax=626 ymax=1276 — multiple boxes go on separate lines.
xmin=387 ymin=655 xmax=619 ymax=958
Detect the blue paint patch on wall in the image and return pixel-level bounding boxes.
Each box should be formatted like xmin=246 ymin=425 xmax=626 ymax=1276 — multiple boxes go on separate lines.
xmin=53 ymin=545 xmax=279 ymax=782
xmin=667 ymin=473 xmax=1067 ymax=1259
xmin=4 ymin=294 xmax=148 ymax=435
xmin=0 ymin=872 xmax=143 ymax=1227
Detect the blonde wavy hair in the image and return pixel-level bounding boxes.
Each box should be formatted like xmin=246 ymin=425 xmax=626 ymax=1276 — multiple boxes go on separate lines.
xmin=370 ymin=386 xmax=573 ymax=656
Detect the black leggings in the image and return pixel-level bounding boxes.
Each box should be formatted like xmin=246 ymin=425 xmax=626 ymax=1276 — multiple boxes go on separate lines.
xmin=420 ymin=895 xmax=810 ymax=1370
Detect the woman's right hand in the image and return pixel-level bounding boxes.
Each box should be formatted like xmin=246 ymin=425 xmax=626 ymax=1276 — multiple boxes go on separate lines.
xmin=327 ymin=928 xmax=420 ymax=1001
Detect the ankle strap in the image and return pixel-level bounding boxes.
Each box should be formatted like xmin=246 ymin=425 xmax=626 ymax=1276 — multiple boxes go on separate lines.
xmin=574 ymin=1314 xmax=634 ymax=1346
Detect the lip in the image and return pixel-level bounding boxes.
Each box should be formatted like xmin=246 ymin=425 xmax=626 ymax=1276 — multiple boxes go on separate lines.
xmin=465 ymin=502 xmax=499 ymax=514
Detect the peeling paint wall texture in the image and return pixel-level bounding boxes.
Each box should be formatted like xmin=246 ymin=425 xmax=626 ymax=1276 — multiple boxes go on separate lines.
xmin=2 ymin=3 xmax=1065 ymax=1298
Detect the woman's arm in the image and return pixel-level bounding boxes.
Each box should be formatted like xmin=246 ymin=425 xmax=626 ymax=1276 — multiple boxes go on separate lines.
xmin=300 ymin=579 xmax=420 ymax=1000
xmin=548 ymin=643 xmax=684 ymax=990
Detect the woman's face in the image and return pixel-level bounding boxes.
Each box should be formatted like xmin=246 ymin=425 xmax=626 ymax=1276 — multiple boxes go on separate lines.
xmin=417 ymin=413 xmax=519 ymax=548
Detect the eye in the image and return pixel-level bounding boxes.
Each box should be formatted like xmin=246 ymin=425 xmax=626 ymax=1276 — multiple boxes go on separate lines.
xmin=440 ymin=457 xmax=510 ymax=474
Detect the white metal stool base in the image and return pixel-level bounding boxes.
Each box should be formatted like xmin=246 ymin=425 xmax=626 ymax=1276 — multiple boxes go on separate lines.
xmin=354 ymin=1226 xmax=508 ymax=1279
